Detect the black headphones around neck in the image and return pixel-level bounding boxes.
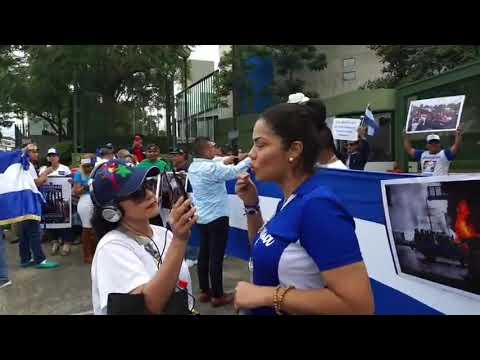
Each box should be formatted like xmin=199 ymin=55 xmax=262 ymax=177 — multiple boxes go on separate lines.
xmin=89 ymin=162 xmax=124 ymax=223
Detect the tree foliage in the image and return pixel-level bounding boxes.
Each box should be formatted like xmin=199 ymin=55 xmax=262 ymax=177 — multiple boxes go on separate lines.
xmin=214 ymin=45 xmax=327 ymax=107
xmin=0 ymin=45 xmax=193 ymax=139
xmin=362 ymin=45 xmax=480 ymax=89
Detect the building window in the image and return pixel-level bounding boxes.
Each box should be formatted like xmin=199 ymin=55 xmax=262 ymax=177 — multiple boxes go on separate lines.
xmin=343 ymin=71 xmax=356 ymax=81
xmin=343 ymin=57 xmax=356 ymax=82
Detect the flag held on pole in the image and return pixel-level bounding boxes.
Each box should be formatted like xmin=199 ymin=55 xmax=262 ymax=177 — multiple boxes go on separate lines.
xmin=364 ymin=104 xmax=379 ymax=136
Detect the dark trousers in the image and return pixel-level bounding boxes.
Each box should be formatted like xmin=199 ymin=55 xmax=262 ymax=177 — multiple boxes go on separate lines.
xmin=46 ymin=228 xmax=74 ymax=243
xmin=197 ymin=216 xmax=229 ymax=298
xmin=19 ymin=220 xmax=46 ymax=265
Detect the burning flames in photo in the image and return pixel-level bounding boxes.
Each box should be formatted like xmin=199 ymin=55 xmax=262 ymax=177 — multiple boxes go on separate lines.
xmin=454 ymin=200 xmax=479 ymax=253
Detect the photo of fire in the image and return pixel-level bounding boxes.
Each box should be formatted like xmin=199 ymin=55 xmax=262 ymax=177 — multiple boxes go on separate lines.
xmin=383 ymin=176 xmax=480 ymax=300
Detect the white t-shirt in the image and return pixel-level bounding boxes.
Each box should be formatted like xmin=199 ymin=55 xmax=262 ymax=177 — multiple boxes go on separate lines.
xmin=317 ymin=159 xmax=348 ymax=170
xmin=39 ymin=164 xmax=71 ymax=177
xmin=28 ymin=162 xmax=38 ymax=180
xmin=415 ymin=149 xmax=454 ymax=176
xmin=91 ymin=225 xmax=192 ymax=315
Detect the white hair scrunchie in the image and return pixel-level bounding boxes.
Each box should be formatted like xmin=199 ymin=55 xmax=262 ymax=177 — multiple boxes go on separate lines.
xmin=287 ymin=92 xmax=310 ymax=105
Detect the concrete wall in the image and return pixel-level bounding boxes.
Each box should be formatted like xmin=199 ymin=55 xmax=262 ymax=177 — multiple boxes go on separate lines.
xmin=298 ymin=45 xmax=384 ymax=99
xmin=188 ymin=59 xmax=215 ymax=86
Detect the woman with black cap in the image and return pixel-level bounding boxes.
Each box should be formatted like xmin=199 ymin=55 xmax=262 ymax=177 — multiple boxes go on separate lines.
xmin=90 ymin=160 xmax=197 ymax=315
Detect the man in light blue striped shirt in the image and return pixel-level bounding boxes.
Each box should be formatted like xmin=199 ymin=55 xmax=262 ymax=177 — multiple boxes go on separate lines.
xmin=188 ymin=137 xmax=252 ymax=307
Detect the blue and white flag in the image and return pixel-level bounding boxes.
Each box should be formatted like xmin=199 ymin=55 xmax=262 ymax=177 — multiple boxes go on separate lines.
xmin=0 ymin=150 xmax=43 ymax=225
xmin=363 ymin=104 xmax=380 ymax=136
xmin=187 ymin=169 xmax=480 ymax=315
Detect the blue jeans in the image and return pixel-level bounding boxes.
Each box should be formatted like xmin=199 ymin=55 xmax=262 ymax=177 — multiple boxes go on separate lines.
xmin=186 ymin=245 xmax=198 ymax=261
xmin=19 ymin=220 xmax=46 ymax=265
xmin=0 ymin=229 xmax=9 ymax=281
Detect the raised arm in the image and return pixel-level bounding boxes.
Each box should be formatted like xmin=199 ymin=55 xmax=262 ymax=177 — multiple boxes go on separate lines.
xmin=212 ymin=157 xmax=252 ymax=182
xmin=450 ymin=126 xmax=463 ymax=156
xmin=403 ymin=130 xmax=417 ymax=159
xmin=236 ymin=173 xmax=263 ymax=242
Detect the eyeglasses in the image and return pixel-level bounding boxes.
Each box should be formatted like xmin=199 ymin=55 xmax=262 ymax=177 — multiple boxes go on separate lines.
xmin=428 ymin=141 xmax=440 ymax=145
xmin=120 ymin=182 xmax=156 ymax=203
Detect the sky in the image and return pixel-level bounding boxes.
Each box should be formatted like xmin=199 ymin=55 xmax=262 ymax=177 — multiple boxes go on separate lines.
xmin=161 ymin=45 xmax=220 ymax=131
xmin=190 ymin=45 xmax=220 ymax=69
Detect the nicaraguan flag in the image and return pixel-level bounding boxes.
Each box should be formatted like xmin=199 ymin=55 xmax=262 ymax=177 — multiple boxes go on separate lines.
xmin=364 ymin=104 xmax=379 ymax=136
xmin=0 ymin=150 xmax=43 ymax=225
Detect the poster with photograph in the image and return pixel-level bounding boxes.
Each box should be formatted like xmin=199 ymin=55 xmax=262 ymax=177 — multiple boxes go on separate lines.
xmin=381 ymin=175 xmax=480 ymax=301
xmin=0 ymin=119 xmax=16 ymax=151
xmin=406 ymin=95 xmax=465 ymax=134
xmin=39 ymin=176 xmax=72 ymax=229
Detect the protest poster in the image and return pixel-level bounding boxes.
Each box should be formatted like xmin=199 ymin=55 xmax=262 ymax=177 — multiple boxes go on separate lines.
xmin=39 ymin=176 xmax=72 ymax=229
xmin=406 ymin=95 xmax=465 ymax=134
xmin=332 ymin=118 xmax=361 ymax=141
xmin=381 ymin=174 xmax=480 ymax=301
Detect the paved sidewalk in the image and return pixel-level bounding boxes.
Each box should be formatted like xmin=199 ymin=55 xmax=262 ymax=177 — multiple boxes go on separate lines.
xmin=0 ymin=238 xmax=250 ymax=315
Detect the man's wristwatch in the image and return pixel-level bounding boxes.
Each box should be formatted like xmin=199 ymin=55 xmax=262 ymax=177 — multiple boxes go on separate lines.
xmin=244 ymin=203 xmax=260 ymax=216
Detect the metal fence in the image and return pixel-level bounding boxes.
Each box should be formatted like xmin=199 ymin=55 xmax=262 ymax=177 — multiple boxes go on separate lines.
xmin=176 ymin=70 xmax=219 ymax=143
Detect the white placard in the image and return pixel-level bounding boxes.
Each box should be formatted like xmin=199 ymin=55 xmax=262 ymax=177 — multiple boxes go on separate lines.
xmin=332 ymin=118 xmax=361 ymax=141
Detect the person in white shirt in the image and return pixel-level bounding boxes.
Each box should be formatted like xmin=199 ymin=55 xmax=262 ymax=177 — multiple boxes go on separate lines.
xmin=315 ymin=126 xmax=347 ymax=170
xmin=38 ymin=148 xmax=74 ymax=256
xmin=17 ymin=144 xmax=59 ymax=269
xmin=90 ymin=159 xmax=198 ymax=315
xmin=403 ymin=127 xmax=463 ymax=176
xmin=39 ymin=148 xmax=72 ymax=177
xmin=188 ymin=137 xmax=252 ymax=307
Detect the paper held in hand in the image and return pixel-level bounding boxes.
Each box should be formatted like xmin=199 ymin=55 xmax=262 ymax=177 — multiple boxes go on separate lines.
xmin=332 ymin=118 xmax=361 ymax=141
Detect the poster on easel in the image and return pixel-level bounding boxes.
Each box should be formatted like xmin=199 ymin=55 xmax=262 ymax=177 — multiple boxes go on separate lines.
xmin=381 ymin=175 xmax=480 ymax=302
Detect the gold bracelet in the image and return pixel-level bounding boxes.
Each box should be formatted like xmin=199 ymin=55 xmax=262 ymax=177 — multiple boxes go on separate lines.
xmin=273 ymin=286 xmax=282 ymax=315
xmin=277 ymin=286 xmax=295 ymax=315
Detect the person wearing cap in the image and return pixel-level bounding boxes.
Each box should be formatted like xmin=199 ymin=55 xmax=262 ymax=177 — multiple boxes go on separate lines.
xmin=89 ymin=160 xmax=197 ymax=315
xmin=138 ymin=144 xmax=172 ymax=172
xmin=96 ymin=146 xmax=115 ymax=164
xmin=403 ymin=127 xmax=463 ymax=176
xmin=170 ymin=148 xmax=189 ymax=172
xmin=38 ymin=148 xmax=75 ymax=256
xmin=17 ymin=143 xmax=59 ymax=269
xmin=131 ymin=134 xmax=145 ymax=163
xmin=74 ymin=154 xmax=97 ymax=263
xmin=117 ymin=149 xmax=137 ymax=166
xmin=39 ymin=148 xmax=72 ymax=177
xmin=345 ymin=127 xmax=370 ymax=171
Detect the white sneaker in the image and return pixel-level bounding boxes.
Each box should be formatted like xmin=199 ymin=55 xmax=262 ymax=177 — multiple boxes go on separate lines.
xmin=0 ymin=280 xmax=12 ymax=289
xmin=185 ymin=259 xmax=197 ymax=268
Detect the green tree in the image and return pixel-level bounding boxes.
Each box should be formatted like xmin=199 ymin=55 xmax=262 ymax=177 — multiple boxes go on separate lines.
xmin=362 ymin=45 xmax=480 ymax=89
xmin=214 ymin=45 xmax=327 ymax=107
xmin=0 ymin=45 xmax=193 ymax=141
